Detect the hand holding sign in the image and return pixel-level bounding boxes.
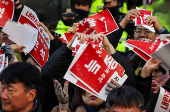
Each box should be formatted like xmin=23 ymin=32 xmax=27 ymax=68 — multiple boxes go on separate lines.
xmin=158 ymin=34 xmax=170 ymax=42
xmin=105 ymin=80 xmax=121 ymax=94
xmin=145 ymin=16 xmax=163 ymax=32
xmin=10 ymin=44 xmax=25 ymax=53
xmin=120 ymin=9 xmax=140 ymax=28
xmin=68 ymin=23 xmax=78 ymax=34
xmin=36 ymin=21 xmax=54 ymax=41
xmin=140 ymin=58 xmax=162 ymax=78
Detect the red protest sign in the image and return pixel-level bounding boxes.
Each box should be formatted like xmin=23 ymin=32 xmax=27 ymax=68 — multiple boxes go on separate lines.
xmin=93 ymin=45 xmax=124 ymax=78
xmin=134 ymin=8 xmax=155 ymax=32
xmin=87 ymin=9 xmax=118 ymax=35
xmin=0 ymin=0 xmax=14 ymax=27
xmin=136 ymin=10 xmax=152 ymax=26
xmin=124 ymin=38 xmax=168 ymax=61
xmin=64 ymin=9 xmax=119 ymax=44
xmin=18 ymin=6 xmax=49 ymax=67
xmin=70 ymin=44 xmax=125 ymax=93
xmin=64 ymin=32 xmax=74 ymax=43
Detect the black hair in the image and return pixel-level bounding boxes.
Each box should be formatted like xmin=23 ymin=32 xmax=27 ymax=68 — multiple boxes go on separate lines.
xmin=74 ymin=0 xmax=91 ymax=6
xmin=0 ymin=62 xmax=43 ymax=93
xmin=158 ymin=66 xmax=166 ymax=75
xmin=106 ymin=85 xmax=145 ymax=111
xmin=70 ymin=86 xmax=105 ymax=111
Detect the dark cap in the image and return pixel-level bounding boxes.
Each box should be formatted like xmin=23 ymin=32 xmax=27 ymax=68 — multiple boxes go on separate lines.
xmin=61 ymin=7 xmax=76 ymax=17
xmin=158 ymin=66 xmax=167 ymax=75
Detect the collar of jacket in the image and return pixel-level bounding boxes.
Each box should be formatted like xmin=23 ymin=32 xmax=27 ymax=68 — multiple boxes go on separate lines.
xmin=29 ymin=99 xmax=42 ymax=112
xmin=56 ymin=20 xmax=70 ymax=29
xmin=0 ymin=100 xmax=42 ymax=112
xmin=76 ymin=105 xmax=106 ymax=112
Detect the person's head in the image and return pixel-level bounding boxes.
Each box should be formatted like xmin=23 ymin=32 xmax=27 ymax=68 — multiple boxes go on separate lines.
xmin=74 ymin=0 xmax=90 ymax=11
xmin=23 ymin=54 xmax=41 ymax=72
xmin=106 ymin=85 xmax=145 ymax=112
xmin=61 ymin=7 xmax=76 ymax=26
xmin=0 ymin=28 xmax=14 ymax=45
xmin=104 ymin=0 xmax=118 ymax=8
xmin=134 ymin=26 xmax=158 ymax=42
xmin=127 ymin=0 xmax=143 ymax=9
xmin=71 ymin=86 xmax=105 ymax=111
xmin=152 ymin=67 xmax=167 ymax=80
xmin=0 ymin=62 xmax=42 ymax=112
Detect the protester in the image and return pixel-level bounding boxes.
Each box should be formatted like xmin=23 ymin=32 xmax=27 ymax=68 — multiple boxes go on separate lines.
xmin=145 ymin=72 xmax=170 ymax=112
xmin=52 ymin=80 xmax=105 ymax=112
xmin=106 ymin=85 xmax=146 ymax=112
xmin=0 ymin=62 xmax=43 ymax=112
xmin=89 ymin=0 xmax=104 ymax=16
xmin=42 ymin=31 xmax=137 ymax=110
xmin=55 ymin=7 xmax=76 ymax=37
xmin=73 ymin=0 xmax=91 ymax=21
xmin=137 ymin=58 xmax=170 ymax=106
xmin=103 ymin=0 xmax=135 ymax=54
xmin=1 ymin=1 xmax=170 ymax=112
xmin=129 ymin=17 xmax=169 ymax=74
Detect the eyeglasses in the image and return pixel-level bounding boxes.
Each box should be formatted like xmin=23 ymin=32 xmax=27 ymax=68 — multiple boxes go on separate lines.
xmin=135 ymin=30 xmax=154 ymax=36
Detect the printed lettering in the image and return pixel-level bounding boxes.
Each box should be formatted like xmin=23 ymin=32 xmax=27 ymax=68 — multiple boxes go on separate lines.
xmin=40 ymin=48 xmax=45 ymax=61
xmin=84 ymin=60 xmax=101 ymax=74
xmin=0 ymin=8 xmax=5 ymax=18
xmin=87 ymin=18 xmax=96 ymax=27
xmin=104 ymin=55 xmax=118 ymax=69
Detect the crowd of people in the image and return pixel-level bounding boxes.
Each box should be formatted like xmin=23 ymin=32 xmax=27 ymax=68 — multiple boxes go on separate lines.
xmin=0 ymin=0 xmax=169 ymax=112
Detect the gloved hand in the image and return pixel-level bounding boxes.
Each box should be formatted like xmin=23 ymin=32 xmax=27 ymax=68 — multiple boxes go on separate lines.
xmin=1 ymin=45 xmax=14 ymax=63
xmin=157 ymin=34 xmax=170 ymax=41
xmin=54 ymin=80 xmax=69 ymax=111
xmin=105 ymin=79 xmax=121 ymax=94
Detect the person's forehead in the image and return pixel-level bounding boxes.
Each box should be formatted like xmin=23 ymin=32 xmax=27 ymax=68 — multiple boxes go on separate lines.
xmin=2 ymin=83 xmax=23 ymax=88
xmin=109 ymin=106 xmax=141 ymax=112
xmin=136 ymin=26 xmax=150 ymax=31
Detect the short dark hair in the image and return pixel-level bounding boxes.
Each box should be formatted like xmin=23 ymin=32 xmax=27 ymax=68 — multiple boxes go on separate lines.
xmin=0 ymin=62 xmax=42 ymax=93
xmin=74 ymin=0 xmax=91 ymax=6
xmin=106 ymin=85 xmax=145 ymax=111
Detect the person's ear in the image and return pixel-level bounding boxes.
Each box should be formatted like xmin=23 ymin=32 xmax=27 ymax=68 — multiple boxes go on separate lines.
xmin=75 ymin=3 xmax=79 ymax=9
xmin=27 ymin=89 xmax=37 ymax=101
xmin=142 ymin=110 xmax=146 ymax=112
